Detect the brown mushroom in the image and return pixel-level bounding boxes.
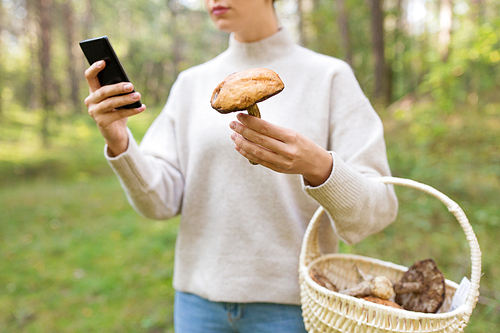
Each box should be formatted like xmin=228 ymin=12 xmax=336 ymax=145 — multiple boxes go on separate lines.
xmin=210 ymin=68 xmax=284 ymax=165
xmin=338 ymin=259 xmax=445 ymax=313
xmin=394 ymin=258 xmax=445 ymax=313
xmin=309 ymin=268 xmax=338 ymax=292
xmin=339 ymin=275 xmax=395 ymax=300
xmin=210 ymin=68 xmax=285 ymax=118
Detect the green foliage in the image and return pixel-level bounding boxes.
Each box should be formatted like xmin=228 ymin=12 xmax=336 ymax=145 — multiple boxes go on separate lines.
xmin=308 ymin=0 xmax=374 ymax=93
xmin=0 ymin=102 xmax=162 ymax=184
xmin=417 ymin=19 xmax=500 ymax=113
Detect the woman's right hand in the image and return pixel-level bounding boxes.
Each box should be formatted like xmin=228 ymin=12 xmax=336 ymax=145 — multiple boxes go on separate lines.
xmin=84 ymin=60 xmax=146 ymax=156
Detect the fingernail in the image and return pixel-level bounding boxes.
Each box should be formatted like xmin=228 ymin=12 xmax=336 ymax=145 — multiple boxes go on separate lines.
xmin=131 ymin=92 xmax=140 ymax=100
xmin=124 ymin=84 xmax=133 ymax=92
xmin=96 ymin=60 xmax=104 ymax=68
xmin=229 ymin=121 xmax=236 ymax=129
xmin=230 ymin=132 xmax=237 ymax=141
xmin=237 ymin=113 xmax=243 ymax=120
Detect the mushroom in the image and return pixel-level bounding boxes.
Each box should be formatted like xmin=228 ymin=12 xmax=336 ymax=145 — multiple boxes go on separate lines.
xmin=210 ymin=68 xmax=285 ymax=118
xmin=210 ymin=68 xmax=284 ymax=165
xmin=394 ymin=258 xmax=445 ymax=313
xmin=339 ymin=259 xmax=445 ymax=313
xmin=309 ymin=267 xmax=338 ymax=292
xmin=339 ymin=274 xmax=395 ymax=300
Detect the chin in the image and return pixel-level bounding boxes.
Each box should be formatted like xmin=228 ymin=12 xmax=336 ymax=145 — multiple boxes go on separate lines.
xmin=209 ymin=15 xmax=236 ymax=32
xmin=213 ymin=21 xmax=235 ymax=34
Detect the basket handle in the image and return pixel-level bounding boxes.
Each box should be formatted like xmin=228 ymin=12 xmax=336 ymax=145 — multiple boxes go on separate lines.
xmin=299 ymin=176 xmax=481 ymax=318
xmin=299 ymin=205 xmax=325 ymax=270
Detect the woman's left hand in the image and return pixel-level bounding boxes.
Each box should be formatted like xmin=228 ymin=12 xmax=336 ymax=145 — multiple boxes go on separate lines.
xmin=229 ymin=113 xmax=333 ymax=187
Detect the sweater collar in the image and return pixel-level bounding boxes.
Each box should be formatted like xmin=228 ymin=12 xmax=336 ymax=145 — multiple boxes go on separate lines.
xmin=227 ymin=28 xmax=295 ymax=63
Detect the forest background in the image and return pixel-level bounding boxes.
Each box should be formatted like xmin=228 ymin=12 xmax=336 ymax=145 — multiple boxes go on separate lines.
xmin=0 ymin=0 xmax=499 ymax=331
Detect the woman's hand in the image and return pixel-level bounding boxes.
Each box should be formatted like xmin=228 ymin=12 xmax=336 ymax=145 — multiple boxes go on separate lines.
xmin=229 ymin=113 xmax=333 ymax=187
xmin=84 ymin=60 xmax=146 ymax=156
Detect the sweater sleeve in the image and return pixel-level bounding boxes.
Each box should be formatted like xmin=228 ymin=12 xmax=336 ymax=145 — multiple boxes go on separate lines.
xmin=302 ymin=62 xmax=398 ymax=245
xmin=105 ymin=79 xmax=185 ymax=220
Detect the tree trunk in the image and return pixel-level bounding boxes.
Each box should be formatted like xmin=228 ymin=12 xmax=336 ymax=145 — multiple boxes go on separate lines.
xmin=63 ymin=0 xmax=81 ymax=112
xmin=0 ymin=3 xmax=4 ymax=117
xmin=368 ymin=0 xmax=389 ymax=105
xmin=336 ymin=0 xmax=352 ymax=65
xmin=309 ymin=0 xmax=322 ymax=52
xmin=81 ymin=0 xmax=94 ymax=39
xmin=37 ymin=0 xmax=56 ymax=148
xmin=297 ymin=0 xmax=307 ymax=46
xmin=168 ymin=0 xmax=182 ymax=80
xmin=438 ymin=0 xmax=453 ymax=62
xmin=393 ymin=0 xmax=404 ymax=95
xmin=79 ymin=0 xmax=94 ymax=109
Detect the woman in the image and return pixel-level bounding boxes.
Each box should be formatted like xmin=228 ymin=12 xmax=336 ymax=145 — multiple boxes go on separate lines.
xmin=84 ymin=0 xmax=398 ymax=331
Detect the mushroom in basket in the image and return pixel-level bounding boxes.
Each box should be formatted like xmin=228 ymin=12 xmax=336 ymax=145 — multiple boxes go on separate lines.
xmin=394 ymin=258 xmax=446 ymax=313
xmin=309 ymin=258 xmax=446 ymax=313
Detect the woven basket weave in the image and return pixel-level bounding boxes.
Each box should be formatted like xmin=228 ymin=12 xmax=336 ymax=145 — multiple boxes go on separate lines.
xmin=299 ymin=177 xmax=481 ymax=333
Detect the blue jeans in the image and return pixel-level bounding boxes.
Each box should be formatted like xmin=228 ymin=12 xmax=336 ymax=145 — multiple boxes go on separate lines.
xmin=174 ymin=291 xmax=308 ymax=333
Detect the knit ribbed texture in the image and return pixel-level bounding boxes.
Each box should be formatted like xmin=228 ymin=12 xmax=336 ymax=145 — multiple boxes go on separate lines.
xmin=106 ymin=29 xmax=398 ymax=305
xmin=227 ymin=29 xmax=295 ymax=63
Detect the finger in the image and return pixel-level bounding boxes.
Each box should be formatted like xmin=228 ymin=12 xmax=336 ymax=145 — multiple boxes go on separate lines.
xmin=86 ymin=84 xmax=137 ymax=110
xmin=231 ymin=132 xmax=282 ymax=164
xmin=88 ymin=92 xmax=142 ymax=119
xmin=85 ymin=60 xmax=106 ymax=92
xmin=233 ymin=142 xmax=287 ymax=173
xmin=97 ymin=104 xmax=146 ymax=128
xmin=229 ymin=120 xmax=287 ymax=153
xmin=236 ymin=113 xmax=294 ymax=143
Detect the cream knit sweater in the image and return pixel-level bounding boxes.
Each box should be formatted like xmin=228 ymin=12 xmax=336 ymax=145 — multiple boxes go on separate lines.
xmin=106 ymin=29 xmax=398 ymax=305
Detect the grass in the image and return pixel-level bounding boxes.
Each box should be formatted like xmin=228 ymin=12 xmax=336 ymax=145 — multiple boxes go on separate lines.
xmin=0 ymin=177 xmax=179 ymax=332
xmin=0 ymin=106 xmax=180 ymax=332
xmin=0 ymin=101 xmax=499 ymax=332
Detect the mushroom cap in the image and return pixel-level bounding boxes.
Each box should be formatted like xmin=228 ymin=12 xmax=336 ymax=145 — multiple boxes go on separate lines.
xmin=210 ymin=68 xmax=285 ymax=113
xmin=371 ymin=276 xmax=395 ymax=300
xmin=395 ymin=258 xmax=445 ymax=313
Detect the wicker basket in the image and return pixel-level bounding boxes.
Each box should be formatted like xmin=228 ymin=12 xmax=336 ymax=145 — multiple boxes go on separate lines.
xmin=299 ymin=177 xmax=481 ymax=333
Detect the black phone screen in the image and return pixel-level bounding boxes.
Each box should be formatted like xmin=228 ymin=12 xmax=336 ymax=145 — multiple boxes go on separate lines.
xmin=79 ymin=36 xmax=141 ymax=109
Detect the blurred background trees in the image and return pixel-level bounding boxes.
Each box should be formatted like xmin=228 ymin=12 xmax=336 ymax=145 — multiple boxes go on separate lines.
xmin=1 ymin=0 xmax=230 ymax=147
xmin=1 ymin=0 xmax=498 ymax=133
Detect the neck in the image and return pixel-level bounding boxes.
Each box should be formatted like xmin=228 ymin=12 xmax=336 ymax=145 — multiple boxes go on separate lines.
xmin=233 ymin=9 xmax=279 ymax=43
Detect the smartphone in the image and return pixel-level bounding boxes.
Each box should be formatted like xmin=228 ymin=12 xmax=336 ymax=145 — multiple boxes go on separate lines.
xmin=79 ymin=36 xmax=141 ymax=109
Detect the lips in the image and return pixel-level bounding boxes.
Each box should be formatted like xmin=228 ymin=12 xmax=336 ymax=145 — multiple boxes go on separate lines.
xmin=212 ymin=5 xmax=229 ymax=16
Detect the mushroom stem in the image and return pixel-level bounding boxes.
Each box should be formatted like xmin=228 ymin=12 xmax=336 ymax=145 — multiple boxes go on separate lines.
xmin=245 ymin=105 xmax=261 ymax=165
xmin=339 ymin=276 xmax=395 ymax=300
xmin=394 ymin=281 xmax=422 ymax=294
xmin=340 ymin=280 xmax=372 ymax=298
xmin=247 ymin=104 xmax=261 ymax=118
